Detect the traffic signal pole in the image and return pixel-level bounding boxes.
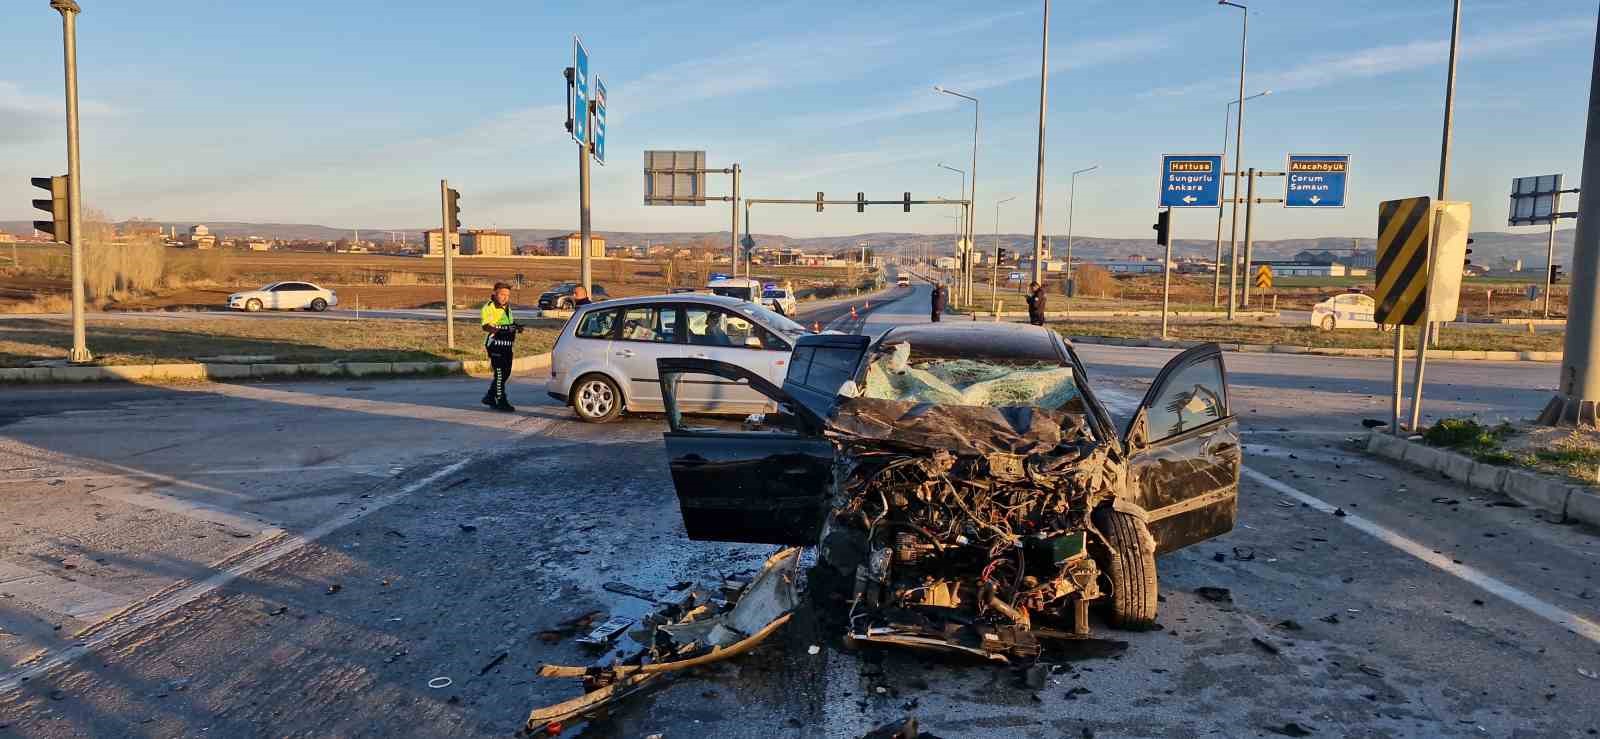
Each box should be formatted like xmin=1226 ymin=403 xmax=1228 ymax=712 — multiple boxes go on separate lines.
xmin=54 ymin=0 xmax=89 ymax=363
xmin=1539 ymin=15 xmax=1600 ymax=426
xmin=579 ymin=126 xmax=593 ymax=295
xmin=440 ymin=179 xmax=456 ymax=350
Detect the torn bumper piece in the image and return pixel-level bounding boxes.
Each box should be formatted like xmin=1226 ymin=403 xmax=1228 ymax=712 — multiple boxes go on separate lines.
xmin=524 ymin=547 xmax=801 ymax=733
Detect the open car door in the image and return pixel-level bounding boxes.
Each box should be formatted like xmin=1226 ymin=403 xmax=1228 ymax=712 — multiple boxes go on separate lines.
xmin=1121 ymin=343 xmax=1240 ymax=555
xmin=657 ymin=358 xmax=836 ymax=546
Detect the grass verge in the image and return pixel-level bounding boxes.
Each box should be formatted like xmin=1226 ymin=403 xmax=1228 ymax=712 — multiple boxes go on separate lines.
xmin=1421 ymin=417 xmax=1600 ymax=486
xmin=0 ymin=316 xmax=560 ymax=367
xmin=1049 ymin=319 xmax=1563 ymax=353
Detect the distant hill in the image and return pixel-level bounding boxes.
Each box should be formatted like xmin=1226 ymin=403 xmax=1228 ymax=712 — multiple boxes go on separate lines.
xmin=0 ymin=220 xmax=1576 ymax=268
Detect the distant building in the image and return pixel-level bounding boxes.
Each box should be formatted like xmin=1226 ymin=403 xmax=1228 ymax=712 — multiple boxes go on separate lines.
xmin=1090 ymin=260 xmax=1167 ymax=274
xmin=462 ymin=230 xmax=513 ymax=257
xmin=0 ymin=232 xmax=15 ymax=243
xmin=547 ymin=232 xmax=607 ymax=258
xmin=1254 ymin=261 xmax=1349 ymax=277
xmin=187 ymin=224 xmax=216 ymax=250
xmin=1495 ymin=256 xmax=1524 ymax=273
xmin=423 ymin=229 xmax=462 ymax=257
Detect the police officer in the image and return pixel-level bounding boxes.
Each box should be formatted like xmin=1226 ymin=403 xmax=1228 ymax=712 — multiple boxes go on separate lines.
xmin=1026 ymin=281 xmax=1047 ymax=326
xmin=930 ymin=283 xmax=946 ymax=323
xmin=481 ymin=282 xmax=523 ymax=412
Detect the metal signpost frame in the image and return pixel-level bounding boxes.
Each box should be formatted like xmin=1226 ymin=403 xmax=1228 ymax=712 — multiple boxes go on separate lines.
xmin=1509 ymin=174 xmax=1582 ymax=320
xmin=1284 ymin=154 xmax=1351 ymax=208
xmin=743 ymin=196 xmax=970 ymax=279
xmin=1219 ymin=167 xmax=1286 ymax=308
xmin=643 ymin=151 xmax=743 ymax=274
xmin=1158 ymin=154 xmax=1224 ymax=208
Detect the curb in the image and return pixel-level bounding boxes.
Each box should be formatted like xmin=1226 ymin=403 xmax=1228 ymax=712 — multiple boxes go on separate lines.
xmin=1061 ymin=334 xmax=1558 ymax=363
xmin=0 ymin=353 xmax=552 ymax=386
xmin=975 ymin=309 xmax=1279 ymax=319
xmin=1362 ymin=429 xmax=1600 ymax=527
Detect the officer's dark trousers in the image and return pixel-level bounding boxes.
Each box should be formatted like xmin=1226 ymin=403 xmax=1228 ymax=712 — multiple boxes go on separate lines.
xmin=485 ymin=349 xmax=514 ymax=404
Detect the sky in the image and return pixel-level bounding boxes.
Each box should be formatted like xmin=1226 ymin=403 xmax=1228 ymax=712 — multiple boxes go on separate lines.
xmin=0 ymin=0 xmax=1593 ymax=242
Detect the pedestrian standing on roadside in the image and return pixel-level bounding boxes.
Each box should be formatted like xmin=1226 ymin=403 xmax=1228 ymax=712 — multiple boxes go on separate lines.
xmin=481 ymin=282 xmax=522 ymax=412
xmin=930 ymin=283 xmax=946 ymax=323
xmin=571 ymin=285 xmax=593 ymax=308
xmin=1027 ymin=281 xmax=1047 ymax=326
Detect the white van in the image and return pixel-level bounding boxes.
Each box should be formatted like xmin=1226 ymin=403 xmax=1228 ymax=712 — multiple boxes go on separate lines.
xmin=707 ymin=277 xmax=763 ymax=303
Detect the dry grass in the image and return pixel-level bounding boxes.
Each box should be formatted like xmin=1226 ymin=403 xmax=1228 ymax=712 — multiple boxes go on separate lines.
xmin=0 ymin=316 xmax=560 ymax=367
xmin=0 ymin=294 xmax=72 ymax=314
xmin=1051 ymin=318 xmax=1565 ymax=352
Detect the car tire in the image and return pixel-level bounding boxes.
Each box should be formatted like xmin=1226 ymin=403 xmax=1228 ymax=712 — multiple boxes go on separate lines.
xmin=245 ymin=298 xmax=263 ymax=312
xmin=310 ymin=298 xmax=328 ymax=312
xmin=1320 ymin=314 xmax=1337 ymax=331
xmin=1094 ymin=507 xmax=1158 ymax=630
xmin=571 ymin=374 xmax=622 ymax=423
xmin=558 ymin=297 xmax=572 ymax=311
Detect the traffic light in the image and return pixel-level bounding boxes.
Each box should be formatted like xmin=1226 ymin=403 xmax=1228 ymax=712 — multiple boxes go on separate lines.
xmin=446 ymin=188 xmax=462 ymax=231
xmin=816 ymin=192 xmax=825 ymax=212
xmin=31 ymin=175 xmax=70 ymax=243
xmin=1551 ymin=264 xmax=1563 ymax=284
xmin=903 ymin=192 xmax=911 ymax=213
xmin=857 ymin=192 xmax=866 ymax=213
xmin=1464 ymin=237 xmax=1474 ymax=269
xmin=997 ymin=247 xmax=1009 ymax=264
xmin=1152 ymin=208 xmax=1171 ymax=247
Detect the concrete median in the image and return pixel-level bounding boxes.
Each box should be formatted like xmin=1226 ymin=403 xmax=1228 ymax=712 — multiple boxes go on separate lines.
xmin=1 ymin=354 xmax=549 ymax=386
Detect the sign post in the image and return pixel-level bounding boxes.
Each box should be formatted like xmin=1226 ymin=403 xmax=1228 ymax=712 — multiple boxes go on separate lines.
xmin=1509 ymin=174 xmax=1581 ymax=319
xmin=643 ymin=151 xmax=746 ymax=274
xmin=1284 ymin=154 xmax=1351 ymax=208
xmin=569 ymin=36 xmax=595 ymax=294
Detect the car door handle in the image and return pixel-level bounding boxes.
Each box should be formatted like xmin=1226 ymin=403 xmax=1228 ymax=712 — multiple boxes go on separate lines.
xmin=615 ymin=350 xmax=635 ymax=358
xmin=692 ymin=352 xmax=711 ymax=359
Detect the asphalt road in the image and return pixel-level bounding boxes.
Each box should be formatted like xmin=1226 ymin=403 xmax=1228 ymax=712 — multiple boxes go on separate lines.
xmin=1 ymin=282 xmax=1597 ymax=737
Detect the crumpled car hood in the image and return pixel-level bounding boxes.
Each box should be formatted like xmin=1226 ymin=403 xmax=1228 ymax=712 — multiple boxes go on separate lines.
xmin=827 ymin=397 xmax=1093 ymax=457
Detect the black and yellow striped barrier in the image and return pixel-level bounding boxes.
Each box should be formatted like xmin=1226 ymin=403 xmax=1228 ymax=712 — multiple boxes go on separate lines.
xmin=1375 ymin=196 xmax=1434 ymax=326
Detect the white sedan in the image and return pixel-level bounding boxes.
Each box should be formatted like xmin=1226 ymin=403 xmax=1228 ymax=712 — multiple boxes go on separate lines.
xmin=227 ymin=281 xmax=339 ymax=312
xmin=761 ymin=287 xmax=798 ymax=316
xmin=1310 ymin=292 xmax=1377 ymax=330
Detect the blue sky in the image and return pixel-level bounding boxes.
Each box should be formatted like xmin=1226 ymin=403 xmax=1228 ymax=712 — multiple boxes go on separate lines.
xmin=1 ymin=1 xmax=1592 ymax=241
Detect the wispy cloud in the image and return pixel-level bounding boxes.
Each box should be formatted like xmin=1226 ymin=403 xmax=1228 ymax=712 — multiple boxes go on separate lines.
xmin=1143 ymin=17 xmax=1594 ymax=99
xmin=0 ymin=80 xmax=117 ymax=146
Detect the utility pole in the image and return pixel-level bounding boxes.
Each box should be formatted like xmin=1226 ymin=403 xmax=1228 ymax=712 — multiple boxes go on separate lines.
xmin=1030 ymin=0 xmax=1050 ymax=287
xmin=1539 ymin=11 xmax=1600 ymax=426
xmin=53 ymin=0 xmax=90 ymax=363
xmin=1240 ymin=168 xmax=1258 ymax=307
xmin=1408 ymin=0 xmax=1461 ymax=432
xmin=730 ymin=163 xmax=741 ymax=276
xmin=578 ymin=129 xmax=593 ymax=294
xmin=440 ymin=179 xmax=457 ymax=350
xmin=1220 ymin=0 xmax=1249 ymax=321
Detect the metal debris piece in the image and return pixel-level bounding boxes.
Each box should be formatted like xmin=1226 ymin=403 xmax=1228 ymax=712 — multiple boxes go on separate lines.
xmin=574 ymin=616 xmax=634 ymax=646
xmin=1195 ymin=587 xmax=1233 ymax=603
xmin=601 ymin=581 xmax=658 ymax=603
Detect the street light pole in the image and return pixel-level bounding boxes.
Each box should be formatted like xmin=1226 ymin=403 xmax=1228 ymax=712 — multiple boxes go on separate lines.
xmin=1029 ymin=0 xmax=1051 ymax=287
xmin=1066 ymin=165 xmax=1098 ymax=285
xmin=1408 ymin=0 xmax=1462 ymax=432
xmin=1219 ymin=0 xmax=1248 ymax=320
xmin=935 ymin=85 xmax=980 ymax=308
xmin=995 ymin=196 xmax=1016 ymax=313
xmin=52 ymin=0 xmax=90 ymax=363
xmin=1214 ymin=89 xmax=1269 ymax=307
xmin=938 ymin=163 xmax=967 ymax=305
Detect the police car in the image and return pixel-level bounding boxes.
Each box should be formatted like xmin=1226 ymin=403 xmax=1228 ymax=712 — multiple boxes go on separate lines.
xmin=1310 ymin=292 xmax=1377 ymax=331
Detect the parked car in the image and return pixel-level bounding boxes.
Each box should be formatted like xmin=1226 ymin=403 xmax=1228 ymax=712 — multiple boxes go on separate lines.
xmin=538 ymin=282 xmax=610 ymax=310
xmin=896 ymin=275 xmax=912 ymax=287
xmin=761 ymin=286 xmax=798 ymax=316
xmin=652 ymin=322 xmax=1240 ymax=656
xmin=546 ymin=294 xmax=810 ymax=423
xmin=1310 ymin=292 xmax=1377 ymax=330
xmin=227 ymin=282 xmax=338 ymax=312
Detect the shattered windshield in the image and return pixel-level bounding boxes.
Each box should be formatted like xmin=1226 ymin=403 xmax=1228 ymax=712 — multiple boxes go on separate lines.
xmin=860 ymin=341 xmax=1081 ymax=410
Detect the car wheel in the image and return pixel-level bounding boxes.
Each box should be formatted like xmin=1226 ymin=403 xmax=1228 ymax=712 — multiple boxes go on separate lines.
xmin=310 ymin=297 xmax=328 ymax=312
xmin=245 ymin=298 xmax=263 ymax=312
xmin=571 ymin=374 xmax=622 ymax=423
xmin=558 ymin=297 xmax=572 ymax=310
xmin=1320 ymin=314 xmax=1337 ymax=331
xmin=1093 ymin=507 xmax=1158 ymax=630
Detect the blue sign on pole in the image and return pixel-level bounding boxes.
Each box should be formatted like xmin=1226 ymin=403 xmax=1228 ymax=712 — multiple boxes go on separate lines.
xmin=592 ymin=77 xmax=606 ymax=166
xmin=1285 ymin=154 xmax=1350 ymax=208
xmin=1158 ymin=154 xmax=1223 ymax=208
xmin=571 ymin=36 xmax=590 ymax=147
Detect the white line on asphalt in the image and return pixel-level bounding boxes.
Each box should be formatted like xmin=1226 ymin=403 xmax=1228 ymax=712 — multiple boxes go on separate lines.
xmin=1243 ymin=467 xmax=1600 ymax=645
xmin=0 ymin=464 xmax=391 ymax=485
xmin=0 ymin=413 xmax=563 ymax=693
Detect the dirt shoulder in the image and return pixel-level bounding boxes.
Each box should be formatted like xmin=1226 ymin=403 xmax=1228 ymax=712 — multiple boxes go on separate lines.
xmin=1050 ymin=318 xmax=1564 ymax=353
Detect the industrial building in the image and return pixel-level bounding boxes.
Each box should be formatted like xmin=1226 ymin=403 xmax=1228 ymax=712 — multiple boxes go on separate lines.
xmin=547 ymin=232 xmax=607 ymax=258
xmin=423 ymin=229 xmax=462 ymax=257
xmin=462 ymin=230 xmax=513 ymax=257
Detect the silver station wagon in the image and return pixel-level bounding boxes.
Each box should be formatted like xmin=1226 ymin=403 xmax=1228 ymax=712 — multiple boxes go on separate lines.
xmin=546 ymin=294 xmax=811 ymax=423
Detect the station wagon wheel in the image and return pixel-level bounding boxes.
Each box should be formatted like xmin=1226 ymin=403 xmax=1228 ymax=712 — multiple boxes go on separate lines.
xmin=1093 ymin=507 xmax=1158 ymax=629
xmin=1320 ymin=314 xmax=1336 ymax=331
xmin=310 ymin=298 xmax=328 ymax=312
xmin=245 ymin=298 xmax=262 ymax=312
xmin=572 ymin=374 xmax=622 ymax=423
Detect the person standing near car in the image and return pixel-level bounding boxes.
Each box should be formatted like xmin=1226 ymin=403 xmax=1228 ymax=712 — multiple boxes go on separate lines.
xmin=930 ymin=283 xmax=946 ymax=323
xmin=1026 ymin=281 xmax=1047 ymax=326
xmin=571 ymin=285 xmax=593 ymax=308
xmin=481 ymin=282 xmax=522 ymax=412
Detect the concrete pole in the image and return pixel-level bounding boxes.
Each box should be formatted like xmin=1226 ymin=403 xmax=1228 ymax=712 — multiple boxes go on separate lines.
xmin=55 ymin=0 xmax=90 ymax=363
xmin=1241 ymin=168 xmax=1257 ymax=307
xmin=1029 ymin=0 xmax=1050 ymax=287
xmin=1539 ymin=12 xmax=1600 ymax=426
xmin=1409 ymin=0 xmax=1461 ymax=432
xmin=1222 ymin=2 xmax=1248 ymax=321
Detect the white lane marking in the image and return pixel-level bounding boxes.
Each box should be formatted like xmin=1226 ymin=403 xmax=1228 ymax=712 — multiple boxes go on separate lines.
xmin=90 ymin=486 xmax=284 ymax=536
xmin=0 ymin=464 xmax=390 ymax=485
xmin=0 ymin=562 xmax=128 ymax=621
xmin=1243 ymin=466 xmax=1600 ymax=645
xmin=0 ymin=413 xmax=564 ymax=693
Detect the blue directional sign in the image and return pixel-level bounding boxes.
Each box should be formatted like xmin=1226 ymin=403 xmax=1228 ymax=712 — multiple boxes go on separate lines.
xmin=592 ymin=77 xmax=607 ymax=166
xmin=571 ymin=36 xmax=590 ymax=147
xmin=1285 ymin=154 xmax=1350 ymax=208
xmin=1158 ymin=154 xmax=1223 ymax=208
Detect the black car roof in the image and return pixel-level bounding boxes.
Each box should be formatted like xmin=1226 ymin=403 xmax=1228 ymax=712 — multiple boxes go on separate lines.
xmin=876 ymin=322 xmax=1065 ymax=363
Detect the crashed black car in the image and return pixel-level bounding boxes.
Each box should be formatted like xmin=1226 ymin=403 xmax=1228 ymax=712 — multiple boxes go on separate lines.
xmin=654 ymin=322 xmax=1240 ymax=661
xmin=538 ymin=282 xmax=610 ymax=310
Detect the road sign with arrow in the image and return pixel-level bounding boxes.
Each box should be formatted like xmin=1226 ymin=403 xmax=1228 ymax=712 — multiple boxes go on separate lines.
xmin=1158 ymin=154 xmax=1222 ymax=208
xmin=1285 ymin=154 xmax=1349 ymax=208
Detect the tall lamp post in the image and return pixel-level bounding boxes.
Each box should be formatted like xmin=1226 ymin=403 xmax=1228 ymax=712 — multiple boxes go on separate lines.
xmin=935 ymin=85 xmax=979 ymax=307
xmin=1219 ymin=0 xmax=1249 ymax=319
xmin=1029 ymin=0 xmax=1051 ymax=287
xmin=1065 ymin=165 xmax=1099 ymax=285
xmin=1213 ymin=89 xmax=1270 ymax=307
xmin=938 ymin=163 xmax=967 ymax=304
xmin=52 ymin=0 xmax=90 ymax=363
